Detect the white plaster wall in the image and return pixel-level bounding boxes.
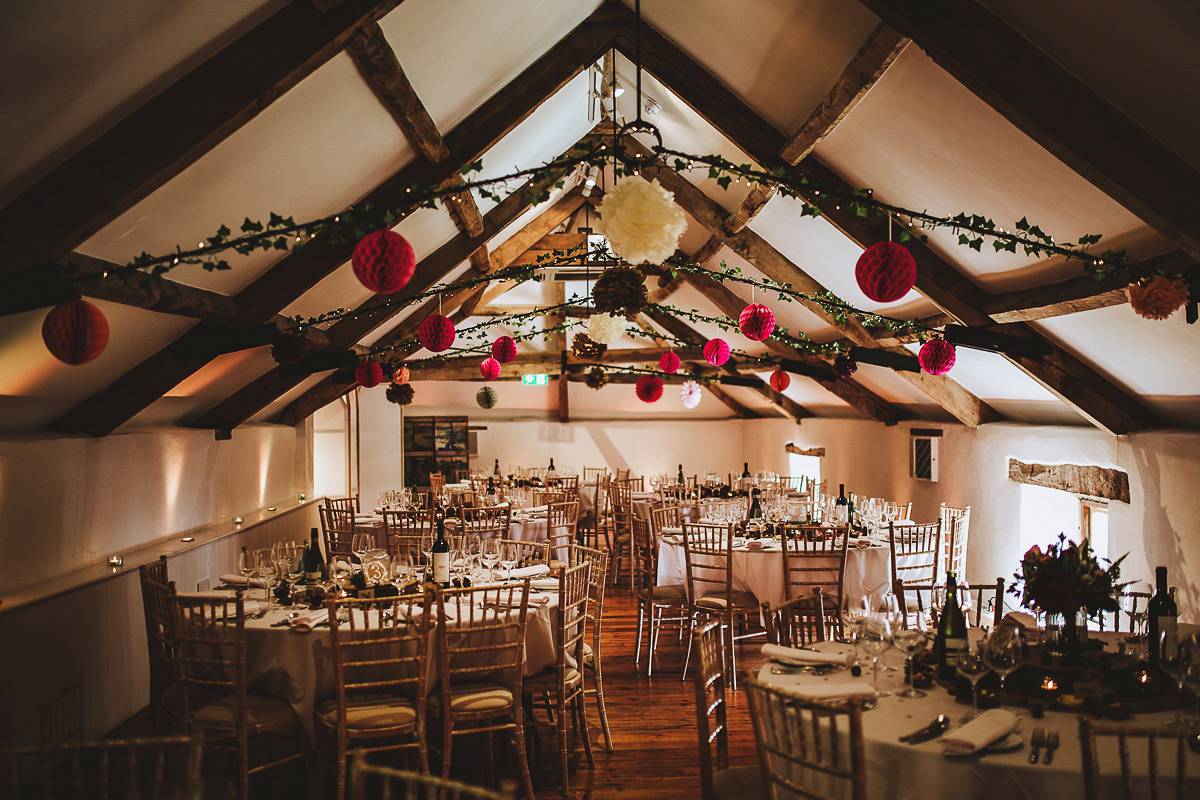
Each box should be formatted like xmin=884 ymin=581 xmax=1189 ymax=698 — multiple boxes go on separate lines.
xmin=0 ymin=422 xmax=312 ymax=593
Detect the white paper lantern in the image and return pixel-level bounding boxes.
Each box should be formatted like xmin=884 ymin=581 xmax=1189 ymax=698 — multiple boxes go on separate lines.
xmin=594 ymin=176 xmax=687 ymax=265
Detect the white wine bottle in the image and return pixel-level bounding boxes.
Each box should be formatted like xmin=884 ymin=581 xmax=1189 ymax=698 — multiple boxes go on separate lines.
xmin=431 ymin=514 xmax=451 ymax=587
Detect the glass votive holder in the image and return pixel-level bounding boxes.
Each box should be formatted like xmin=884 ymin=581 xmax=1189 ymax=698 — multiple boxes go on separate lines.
xmin=107 ymin=555 xmax=123 ymax=569
xmin=233 ymin=516 xmax=244 ymax=526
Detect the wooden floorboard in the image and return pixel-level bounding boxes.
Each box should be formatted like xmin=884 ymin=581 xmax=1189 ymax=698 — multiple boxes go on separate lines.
xmin=111 ymin=583 xmax=766 ymax=799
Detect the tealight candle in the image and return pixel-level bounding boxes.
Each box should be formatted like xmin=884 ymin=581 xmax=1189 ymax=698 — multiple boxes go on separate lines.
xmin=233 ymin=516 xmax=244 ymax=526
xmin=107 ymin=555 xmax=123 ymax=568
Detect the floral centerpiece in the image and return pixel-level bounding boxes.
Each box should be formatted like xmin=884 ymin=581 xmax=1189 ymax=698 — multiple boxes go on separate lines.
xmin=1011 ymin=534 xmax=1125 ymax=653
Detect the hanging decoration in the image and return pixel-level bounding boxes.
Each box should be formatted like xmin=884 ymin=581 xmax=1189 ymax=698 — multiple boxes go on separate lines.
xmin=476 ymin=386 xmax=498 ymax=409
xmin=680 ymin=379 xmax=703 ymax=409
xmin=270 ymin=332 xmax=307 ymax=365
xmin=585 ymin=367 xmax=609 ymax=390
xmin=42 ymin=299 xmax=109 ymax=365
xmin=392 ymin=365 xmax=410 ymax=384
xmin=703 ymin=338 xmax=730 ymax=367
xmin=918 ymin=339 xmax=956 ymax=375
xmin=1126 ymin=275 xmax=1190 ymax=321
xmin=491 ymin=335 xmax=518 ymax=364
xmin=479 ymin=357 xmax=501 ymax=381
xmin=591 ymin=265 xmax=649 ymax=316
xmin=418 ymin=313 xmax=456 ymax=352
xmin=832 ymin=353 xmax=858 ymax=378
xmin=769 ymin=368 xmax=790 ymax=392
xmin=594 ymin=176 xmax=687 ymax=265
xmin=659 ymin=351 xmax=681 ymax=374
xmin=587 ymin=312 xmax=625 ymax=345
xmin=738 ymin=303 xmax=776 ymax=342
xmin=386 ymin=382 xmax=415 ymax=406
xmin=855 ymin=241 xmax=917 ymax=303
xmin=572 ymin=332 xmax=607 ymax=359
xmin=352 ymin=230 xmax=416 ymax=294
xmin=635 ymin=374 xmax=664 ymax=403
xmin=356 ymin=360 xmax=384 ymax=388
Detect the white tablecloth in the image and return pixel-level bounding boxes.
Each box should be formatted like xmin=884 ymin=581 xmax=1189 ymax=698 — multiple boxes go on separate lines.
xmin=656 ymin=533 xmax=892 ymax=607
xmin=758 ymin=633 xmax=1200 ymax=800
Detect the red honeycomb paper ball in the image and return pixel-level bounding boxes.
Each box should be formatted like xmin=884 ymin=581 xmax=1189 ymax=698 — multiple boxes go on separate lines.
xmin=739 ymin=303 xmax=776 ymax=341
xmin=855 ymin=241 xmax=916 ymax=303
xmin=919 ymin=339 xmax=956 ymax=375
xmin=769 ymin=368 xmax=790 ymax=392
xmin=352 ymin=230 xmax=416 ymax=294
xmin=355 ymin=361 xmax=384 ymax=388
xmin=491 ymin=335 xmax=517 ymax=364
xmin=659 ymin=351 xmax=681 ymax=374
xmin=703 ymin=338 xmax=730 ymax=367
xmin=636 ymin=375 xmax=664 ymax=403
xmin=480 ymin=357 xmax=502 ymax=381
xmin=42 ymin=299 xmax=109 ymax=365
xmin=418 ymin=314 xmax=456 ymax=352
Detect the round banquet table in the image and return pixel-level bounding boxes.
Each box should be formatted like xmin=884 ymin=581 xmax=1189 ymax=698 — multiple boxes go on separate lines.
xmin=238 ymin=590 xmax=561 ymax=743
xmin=757 ymin=632 xmax=1200 ymax=800
xmin=656 ymin=532 xmax=892 ymax=608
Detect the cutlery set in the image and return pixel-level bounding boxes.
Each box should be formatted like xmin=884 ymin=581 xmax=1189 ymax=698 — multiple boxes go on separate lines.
xmin=1029 ymin=729 xmax=1060 ymax=764
xmin=898 ymin=714 xmax=950 ymax=744
xmin=899 ymin=716 xmax=1062 ymax=762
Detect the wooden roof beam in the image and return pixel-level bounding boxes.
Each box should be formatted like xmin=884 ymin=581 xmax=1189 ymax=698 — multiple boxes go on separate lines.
xmin=858 ymin=0 xmax=1200 ymax=263
xmin=0 ymin=0 xmax=409 ymax=276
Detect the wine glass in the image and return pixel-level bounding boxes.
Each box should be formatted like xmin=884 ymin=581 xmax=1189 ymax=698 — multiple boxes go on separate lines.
xmin=1122 ymin=581 xmax=1153 ymax=657
xmin=351 ymin=532 xmax=373 ymax=569
xmin=893 ymin=614 xmax=928 ymax=699
xmin=256 ymin=549 xmax=278 ymax=610
xmin=1161 ymin=628 xmax=1191 ymax=726
xmin=499 ymin=542 xmax=519 ymax=581
xmin=391 ymin=552 xmax=414 ymax=589
xmin=839 ymin=593 xmax=868 ymax=646
xmin=956 ymin=643 xmax=990 ymax=722
xmin=858 ymin=605 xmax=893 ymax=698
xmin=420 ymin=532 xmax=435 ymax=574
xmin=237 ymin=546 xmax=256 ymax=584
xmin=480 ymin=537 xmax=501 ymax=576
xmin=983 ymin=628 xmax=1023 ymax=713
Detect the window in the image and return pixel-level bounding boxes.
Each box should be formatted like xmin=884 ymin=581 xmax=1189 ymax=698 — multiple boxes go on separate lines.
xmin=787 ymin=452 xmax=821 ymax=486
xmin=1081 ymin=498 xmax=1109 ymax=562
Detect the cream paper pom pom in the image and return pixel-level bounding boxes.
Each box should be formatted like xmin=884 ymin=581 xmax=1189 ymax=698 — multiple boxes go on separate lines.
xmin=595 ymin=176 xmax=687 ymax=265
xmin=680 ymin=380 xmax=703 ymax=409
xmin=587 ymin=312 xmax=625 ymax=345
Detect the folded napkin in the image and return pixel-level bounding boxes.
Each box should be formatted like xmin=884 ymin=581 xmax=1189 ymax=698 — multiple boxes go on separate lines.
xmin=177 ymin=589 xmax=234 ymax=599
xmin=490 ymin=594 xmax=550 ymax=609
xmin=941 ymin=709 xmax=1020 ymax=755
xmin=354 ymin=516 xmax=381 ymax=524
xmin=762 ymin=644 xmax=852 ymax=667
xmin=631 ymin=491 xmax=655 ymax=500
xmin=530 ymin=578 xmax=560 ymax=591
xmin=787 ymin=681 xmax=876 ymax=701
xmin=289 ymin=611 xmax=328 ymax=634
xmin=491 ymin=564 xmax=551 ymax=580
xmin=219 ymin=574 xmax=266 ymax=588
xmin=1003 ymin=611 xmax=1037 ymax=630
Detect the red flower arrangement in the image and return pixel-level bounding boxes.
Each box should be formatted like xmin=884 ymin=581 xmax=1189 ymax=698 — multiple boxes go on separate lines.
xmin=1011 ymin=534 xmax=1125 ymax=616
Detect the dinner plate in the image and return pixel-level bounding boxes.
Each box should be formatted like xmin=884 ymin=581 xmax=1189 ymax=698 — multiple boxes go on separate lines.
xmin=944 ymin=732 xmax=1024 ymax=756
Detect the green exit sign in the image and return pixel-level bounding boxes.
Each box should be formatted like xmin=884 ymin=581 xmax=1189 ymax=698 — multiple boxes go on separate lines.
xmin=521 ymin=374 xmax=550 ymax=386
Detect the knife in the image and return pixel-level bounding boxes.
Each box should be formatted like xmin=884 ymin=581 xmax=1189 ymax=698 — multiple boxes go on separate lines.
xmin=899 ymin=714 xmax=950 ymax=744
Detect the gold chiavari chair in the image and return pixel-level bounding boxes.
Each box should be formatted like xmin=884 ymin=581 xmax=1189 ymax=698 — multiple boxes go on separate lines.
xmin=1079 ymin=716 xmax=1200 ymax=800
xmin=349 ymin=754 xmax=515 ymax=800
xmin=318 ymin=592 xmax=434 ymax=800
xmin=889 ymin=521 xmax=944 ymax=620
xmin=742 ymin=674 xmax=866 ymax=800
xmin=571 ymin=543 xmax=614 ymax=751
xmin=522 ymin=561 xmax=594 ymax=794
xmin=691 ymin=621 xmax=766 ymax=800
xmin=139 ymin=560 xmax=182 ymax=734
xmin=430 ymin=581 xmax=535 ymax=800
xmin=940 ymin=503 xmax=971 ymax=582
xmin=321 ymin=506 xmax=359 ymax=565
xmin=632 ymin=516 xmax=687 ymax=676
xmin=779 ymin=524 xmax=848 ymax=639
xmin=383 ymin=508 xmax=433 ymax=563
xmin=762 ymin=588 xmax=828 ymax=648
xmin=544 ymin=499 xmax=580 ymax=568
xmin=2 ymin=733 xmax=204 ymax=800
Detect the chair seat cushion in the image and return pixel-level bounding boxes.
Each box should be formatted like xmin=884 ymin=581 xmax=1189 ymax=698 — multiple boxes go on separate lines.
xmin=316 ymin=693 xmax=416 ymax=731
xmin=522 ymin=666 xmax=582 ymax=690
xmin=192 ymin=693 xmax=296 ymax=729
xmin=713 ymin=765 xmax=766 ymax=800
xmin=446 ymin=681 xmax=513 ymax=713
xmin=548 ymin=559 xmax=568 ymax=570
xmin=643 ymin=584 xmax=685 ymax=601
xmin=696 ymin=591 xmax=758 ymax=610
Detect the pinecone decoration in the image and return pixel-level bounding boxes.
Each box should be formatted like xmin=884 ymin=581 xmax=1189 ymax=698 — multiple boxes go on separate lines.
xmin=572 ymin=332 xmax=607 ymax=359
xmin=591 ymin=265 xmax=648 ymax=316
xmin=832 ymin=353 xmax=858 ymax=378
xmin=271 ymin=331 xmax=308 ymax=365
xmin=585 ymin=367 xmax=609 ymax=390
xmin=386 ymin=382 xmax=415 ymax=406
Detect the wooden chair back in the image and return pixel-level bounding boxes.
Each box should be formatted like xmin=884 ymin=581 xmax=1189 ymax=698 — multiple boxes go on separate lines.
xmin=170 ymin=592 xmax=248 ymax=722
xmin=631 ymin=516 xmax=659 ymax=600
xmin=348 ymin=754 xmax=513 ymax=800
xmin=780 ymin=525 xmax=849 ymax=612
xmin=682 ymin=521 xmax=735 ymax=604
xmin=610 ymin=482 xmax=634 ymax=537
xmin=570 ymin=544 xmax=610 ymax=658
xmin=552 ymin=561 xmax=592 ymax=682
xmin=138 ymin=557 xmax=175 ymax=732
xmin=433 ymin=581 xmax=531 ymax=704
xmin=962 ymin=577 xmax=1005 ymax=630
xmin=547 ymin=475 xmax=579 ymax=491
xmin=889 ymin=521 xmax=944 ymax=589
xmin=321 ymin=506 xmax=359 ymax=563
xmin=428 ymin=473 xmax=446 ymax=492
xmin=39 ymin=674 xmax=84 ymax=747
xmin=533 ymin=489 xmax=570 ymax=506
xmin=459 ymin=505 xmax=511 ymax=539
xmin=941 ymin=504 xmax=971 ymax=581
xmin=650 ymin=504 xmax=682 ymax=535
xmin=763 ymin=590 xmax=829 ymax=647
xmin=2 ymin=733 xmax=203 ymax=800
xmin=693 ymin=620 xmax=731 ymax=800
xmin=582 ymin=466 xmax=608 ymax=484
xmin=326 ymin=495 xmax=360 ymax=513
xmin=1079 ymin=716 xmax=1200 ymax=800
xmin=493 ymin=539 xmax=549 ymax=570
xmin=743 ymin=674 xmax=867 ymax=800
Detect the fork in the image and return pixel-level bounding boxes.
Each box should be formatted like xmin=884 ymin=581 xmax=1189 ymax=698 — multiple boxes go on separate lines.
xmin=1044 ymin=731 xmax=1060 ymax=764
xmin=1029 ymin=728 xmax=1045 ymax=763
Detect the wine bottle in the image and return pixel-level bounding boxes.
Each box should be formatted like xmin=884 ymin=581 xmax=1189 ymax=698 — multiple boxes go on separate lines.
xmin=547 ymin=458 xmax=555 ymax=474
xmin=1148 ymin=566 xmax=1177 ymax=670
xmin=747 ymin=488 xmax=763 ymax=520
xmin=677 ymin=464 xmax=685 ymax=485
xmin=493 ymin=458 xmax=501 ymax=477
xmin=835 ymin=484 xmax=848 ymax=507
xmin=303 ymin=527 xmax=325 ymax=584
xmin=936 ymin=572 xmax=969 ymax=681
xmin=741 ymin=462 xmax=751 ymax=478
xmin=487 ymin=475 xmax=495 ymax=495
xmin=431 ymin=513 xmax=451 ymax=587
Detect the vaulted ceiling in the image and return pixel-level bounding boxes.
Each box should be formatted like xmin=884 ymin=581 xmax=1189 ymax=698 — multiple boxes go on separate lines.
xmin=1 ymin=0 xmax=1198 ymax=437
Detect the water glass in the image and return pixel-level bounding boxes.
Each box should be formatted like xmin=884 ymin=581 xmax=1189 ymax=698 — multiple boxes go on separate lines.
xmin=956 ymin=644 xmax=990 ymax=722
xmin=984 ymin=629 xmax=1023 ymax=713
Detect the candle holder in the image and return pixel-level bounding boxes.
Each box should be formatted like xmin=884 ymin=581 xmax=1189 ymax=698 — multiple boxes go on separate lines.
xmin=107 ymin=555 xmax=123 ymax=569
xmin=233 ymin=516 xmax=244 ymax=527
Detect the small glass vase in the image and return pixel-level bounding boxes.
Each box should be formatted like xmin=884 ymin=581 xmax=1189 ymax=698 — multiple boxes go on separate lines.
xmin=1047 ymin=609 xmax=1088 ymax=657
